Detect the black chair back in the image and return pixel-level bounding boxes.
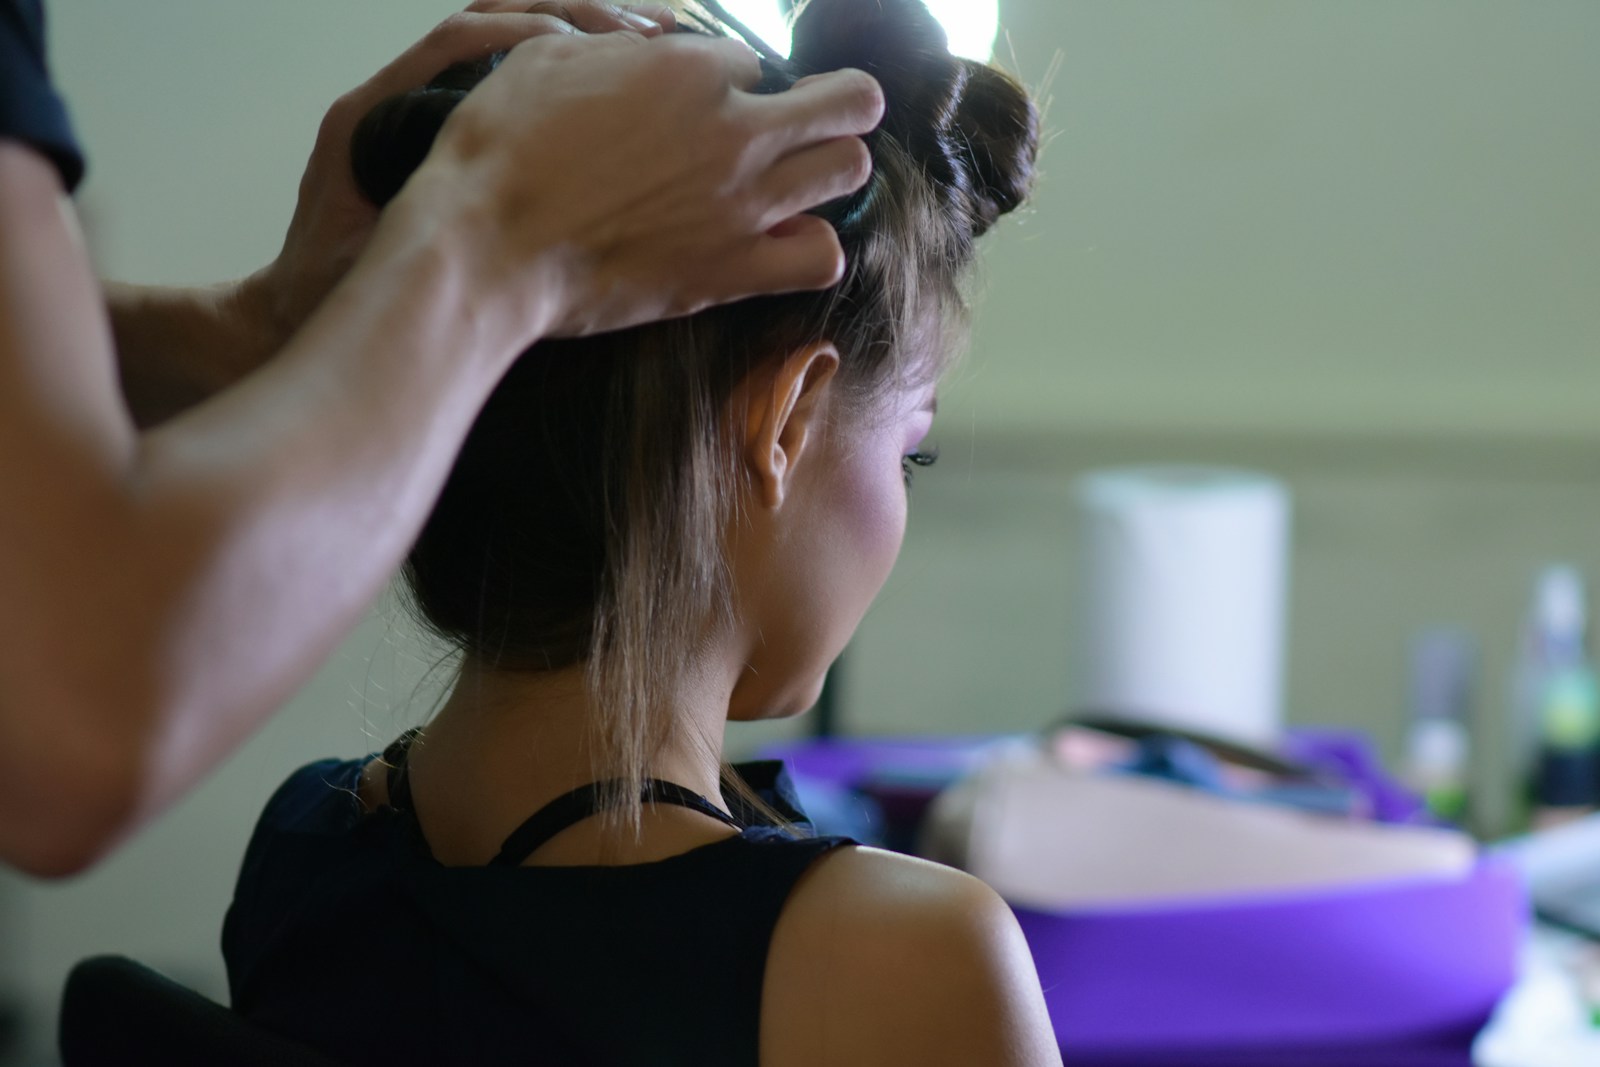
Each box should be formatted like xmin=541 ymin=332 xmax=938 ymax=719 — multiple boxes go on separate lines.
xmin=59 ymin=955 xmax=349 ymax=1066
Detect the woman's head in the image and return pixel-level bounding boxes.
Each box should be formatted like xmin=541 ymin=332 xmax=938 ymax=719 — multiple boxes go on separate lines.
xmin=352 ymin=0 xmax=1038 ymax=796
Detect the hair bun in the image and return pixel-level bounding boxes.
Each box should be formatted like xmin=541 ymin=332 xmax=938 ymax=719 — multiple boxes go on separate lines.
xmin=350 ymin=56 xmax=501 ymax=207
xmin=946 ymin=62 xmax=1038 ymax=230
xmin=787 ymin=0 xmax=955 ymax=84
xmin=787 ymin=0 xmax=1037 ymax=236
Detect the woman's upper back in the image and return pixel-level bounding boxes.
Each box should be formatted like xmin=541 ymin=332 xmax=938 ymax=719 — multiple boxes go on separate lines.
xmin=224 ymin=755 xmax=1060 ymax=1067
xmin=224 ymin=756 xmax=848 ymax=1066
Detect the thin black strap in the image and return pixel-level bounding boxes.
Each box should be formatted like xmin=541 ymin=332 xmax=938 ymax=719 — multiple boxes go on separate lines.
xmin=489 ymin=779 xmax=743 ymax=868
xmin=380 ymin=729 xmax=741 ymax=867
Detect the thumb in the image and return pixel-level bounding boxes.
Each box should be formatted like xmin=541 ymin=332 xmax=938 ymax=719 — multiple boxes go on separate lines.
xmin=740 ymin=216 xmax=848 ymax=296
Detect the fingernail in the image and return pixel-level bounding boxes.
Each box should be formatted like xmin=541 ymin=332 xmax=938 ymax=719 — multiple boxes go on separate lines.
xmin=623 ymin=11 xmax=659 ymax=32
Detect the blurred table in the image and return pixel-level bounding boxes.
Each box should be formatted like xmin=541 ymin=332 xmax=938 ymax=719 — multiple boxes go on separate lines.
xmin=1474 ymin=925 xmax=1600 ymax=1067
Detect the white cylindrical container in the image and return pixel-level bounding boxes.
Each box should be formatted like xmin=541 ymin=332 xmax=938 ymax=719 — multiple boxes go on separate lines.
xmin=1073 ymin=467 xmax=1292 ymax=746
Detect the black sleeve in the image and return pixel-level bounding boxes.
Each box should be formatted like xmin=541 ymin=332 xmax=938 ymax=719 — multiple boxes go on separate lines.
xmin=0 ymin=0 xmax=84 ymax=191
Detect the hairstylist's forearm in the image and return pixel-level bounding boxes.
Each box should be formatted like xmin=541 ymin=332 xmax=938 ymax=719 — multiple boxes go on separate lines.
xmin=110 ymin=218 xmax=551 ymax=827
xmin=106 ymin=280 xmax=279 ymax=428
xmin=0 ymin=158 xmax=540 ymax=877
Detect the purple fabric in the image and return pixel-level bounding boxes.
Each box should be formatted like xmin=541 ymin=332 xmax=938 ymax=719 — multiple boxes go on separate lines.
xmin=766 ymin=731 xmax=1435 ymax=825
xmin=762 ymin=735 xmax=1000 ymax=790
xmin=1282 ymin=729 xmax=1433 ymax=825
xmin=763 ymin=736 xmax=1001 ymax=846
xmin=1014 ymin=860 xmax=1526 ymax=1054
xmin=1061 ymin=1041 xmax=1475 ymax=1067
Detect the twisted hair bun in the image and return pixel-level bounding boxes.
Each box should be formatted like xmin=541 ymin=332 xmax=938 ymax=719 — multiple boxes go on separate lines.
xmin=786 ymin=0 xmax=1037 ymax=237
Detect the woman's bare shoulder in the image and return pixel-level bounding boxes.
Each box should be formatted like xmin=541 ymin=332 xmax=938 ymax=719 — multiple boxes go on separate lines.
xmin=779 ymin=844 xmax=1007 ymax=928
xmin=760 ymin=845 xmax=1062 ymax=1067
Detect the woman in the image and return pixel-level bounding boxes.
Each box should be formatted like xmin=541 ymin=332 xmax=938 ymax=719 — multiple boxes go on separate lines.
xmin=223 ymin=2 xmax=1059 ymax=1063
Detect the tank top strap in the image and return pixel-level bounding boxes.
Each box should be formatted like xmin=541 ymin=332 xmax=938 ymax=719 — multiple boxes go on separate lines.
xmin=489 ymin=779 xmax=743 ymax=868
xmin=380 ymin=730 xmax=744 ymax=867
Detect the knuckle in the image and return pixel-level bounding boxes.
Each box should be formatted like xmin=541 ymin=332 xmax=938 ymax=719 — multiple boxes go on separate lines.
xmin=648 ymin=52 xmax=711 ymax=95
xmin=530 ymin=14 xmax=580 ymax=36
xmin=625 ymin=3 xmax=674 ymax=30
xmin=527 ymin=2 xmax=576 ymax=20
xmin=425 ymin=12 xmax=474 ymax=48
xmin=501 ymin=20 xmax=569 ymax=58
xmin=669 ymin=35 xmax=731 ymax=69
xmin=651 ymin=40 xmax=702 ymax=70
xmin=318 ymin=92 xmax=361 ymax=139
xmin=722 ymin=103 xmax=764 ymax=143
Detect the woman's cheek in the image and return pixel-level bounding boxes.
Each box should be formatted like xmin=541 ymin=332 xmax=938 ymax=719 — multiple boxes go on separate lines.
xmin=834 ymin=445 xmax=909 ymax=588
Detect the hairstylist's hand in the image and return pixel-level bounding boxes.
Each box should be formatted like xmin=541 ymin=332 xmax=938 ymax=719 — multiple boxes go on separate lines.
xmin=238 ymin=1 xmax=676 ymax=356
xmin=394 ymin=29 xmax=885 ymax=342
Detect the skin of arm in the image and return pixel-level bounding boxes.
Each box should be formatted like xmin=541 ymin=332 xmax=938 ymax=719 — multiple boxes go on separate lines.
xmin=0 ymin=6 xmax=884 ymax=877
xmin=107 ymin=280 xmax=274 ymax=429
xmin=0 ymin=142 xmax=539 ymax=877
xmin=760 ymin=848 xmax=1064 ymax=1067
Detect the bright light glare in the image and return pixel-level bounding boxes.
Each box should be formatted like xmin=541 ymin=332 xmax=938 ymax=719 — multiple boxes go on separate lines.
xmin=714 ymin=1 xmax=998 ymax=63
xmin=717 ymin=0 xmax=793 ymax=57
xmin=925 ymin=0 xmax=1000 ymax=61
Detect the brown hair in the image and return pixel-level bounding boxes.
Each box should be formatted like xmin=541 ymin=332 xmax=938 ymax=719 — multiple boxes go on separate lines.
xmin=352 ymin=0 xmax=1039 ymax=828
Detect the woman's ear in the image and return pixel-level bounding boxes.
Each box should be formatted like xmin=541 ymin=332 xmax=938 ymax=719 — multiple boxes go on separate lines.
xmin=741 ymin=342 xmax=840 ymax=510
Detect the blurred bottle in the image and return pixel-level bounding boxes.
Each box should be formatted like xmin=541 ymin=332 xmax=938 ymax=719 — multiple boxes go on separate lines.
xmin=1513 ymin=566 xmax=1600 ymax=829
xmin=1404 ymin=629 xmax=1476 ymax=824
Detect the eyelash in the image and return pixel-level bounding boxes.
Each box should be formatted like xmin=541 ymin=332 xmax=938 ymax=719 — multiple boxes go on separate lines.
xmin=902 ymin=447 xmax=939 ymax=488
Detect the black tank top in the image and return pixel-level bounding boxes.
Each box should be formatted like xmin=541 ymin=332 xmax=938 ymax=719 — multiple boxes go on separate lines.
xmin=223 ymin=737 xmax=853 ymax=1066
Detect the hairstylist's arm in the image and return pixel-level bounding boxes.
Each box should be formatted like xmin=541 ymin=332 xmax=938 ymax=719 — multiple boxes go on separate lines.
xmin=0 ymin=16 xmax=883 ymax=877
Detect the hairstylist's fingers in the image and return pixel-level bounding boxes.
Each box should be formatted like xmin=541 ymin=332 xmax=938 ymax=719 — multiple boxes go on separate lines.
xmin=527 ymin=2 xmax=666 ymax=35
xmin=622 ymin=4 xmax=676 ymax=30
xmin=757 ymin=137 xmax=873 ymax=228
xmin=747 ymin=69 xmax=886 ymax=154
xmin=573 ymin=3 xmax=676 ymax=32
xmin=741 ymin=215 xmax=849 ymax=294
xmin=348 ymin=12 xmax=593 ymax=113
xmin=464 ymin=0 xmax=668 ymax=32
xmin=663 ymin=34 xmax=763 ymax=92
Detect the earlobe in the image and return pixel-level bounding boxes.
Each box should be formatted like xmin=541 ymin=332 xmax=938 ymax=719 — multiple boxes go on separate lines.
xmin=743 ymin=343 xmax=840 ymax=511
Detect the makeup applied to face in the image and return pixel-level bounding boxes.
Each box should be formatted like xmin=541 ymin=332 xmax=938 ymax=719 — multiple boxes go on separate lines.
xmin=728 ymin=374 xmax=939 ymax=722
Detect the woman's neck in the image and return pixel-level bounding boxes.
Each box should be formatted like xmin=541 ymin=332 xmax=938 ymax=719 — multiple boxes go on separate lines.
xmin=393 ymin=654 xmax=740 ymax=866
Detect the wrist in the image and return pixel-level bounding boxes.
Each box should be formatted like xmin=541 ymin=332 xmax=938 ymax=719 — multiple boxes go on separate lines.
xmin=383 ymin=161 xmax=569 ymax=362
xmin=293 ymin=202 xmax=550 ymax=403
xmin=216 ymin=272 xmax=287 ymax=375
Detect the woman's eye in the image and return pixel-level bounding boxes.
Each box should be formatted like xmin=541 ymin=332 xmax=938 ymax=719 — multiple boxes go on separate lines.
xmin=901 ymin=447 xmax=939 ymax=488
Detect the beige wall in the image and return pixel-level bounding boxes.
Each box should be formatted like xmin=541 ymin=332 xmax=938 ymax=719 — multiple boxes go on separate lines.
xmin=964 ymin=0 xmax=1600 ymax=440
xmin=2 ymin=0 xmax=1596 ymax=1060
